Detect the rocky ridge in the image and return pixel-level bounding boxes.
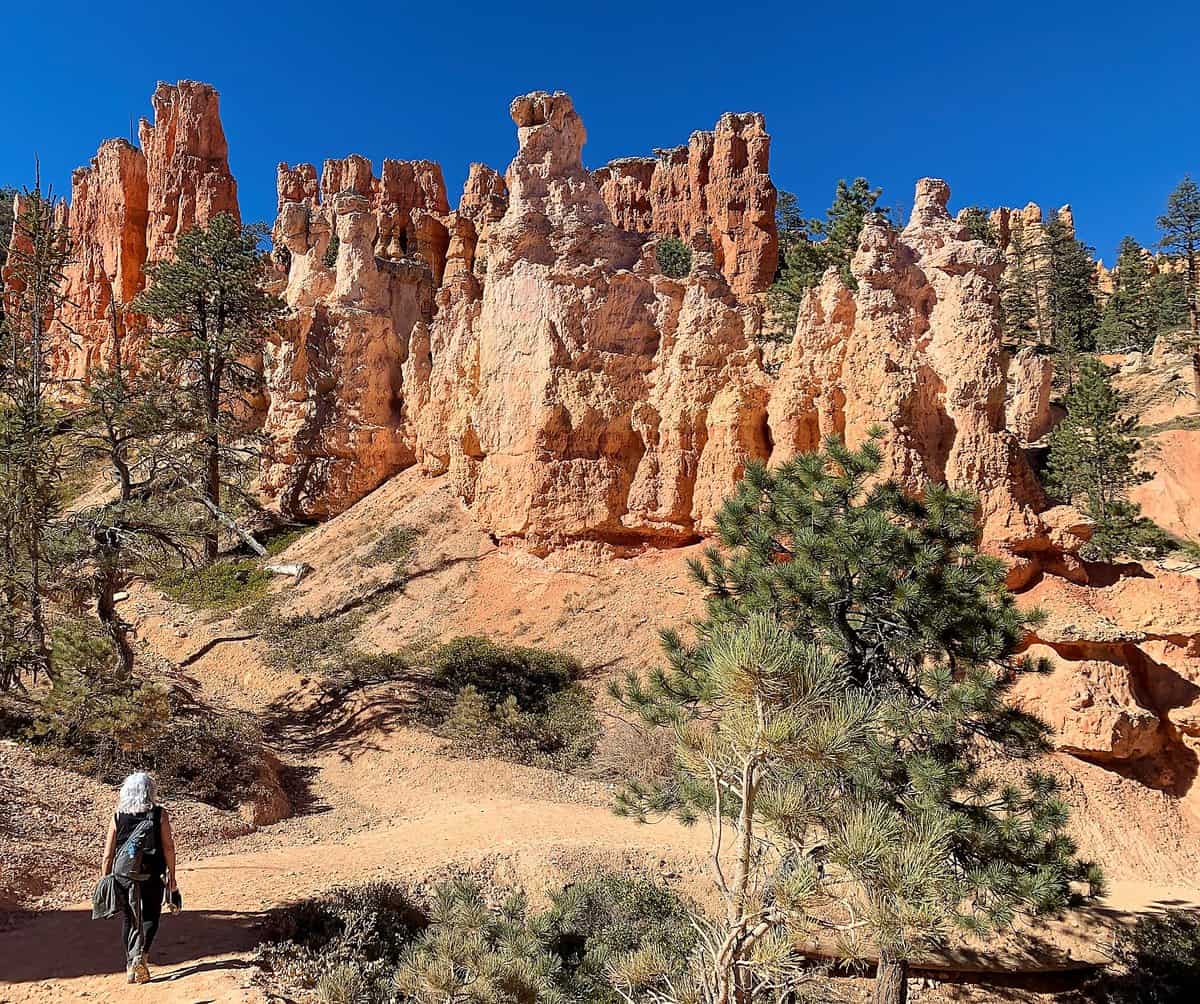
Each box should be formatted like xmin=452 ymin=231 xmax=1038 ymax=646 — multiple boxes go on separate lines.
xmin=592 ymin=111 xmax=778 ymax=298
xmin=6 ymin=82 xmax=1200 ymax=822
xmin=11 ymin=81 xmax=239 ymax=384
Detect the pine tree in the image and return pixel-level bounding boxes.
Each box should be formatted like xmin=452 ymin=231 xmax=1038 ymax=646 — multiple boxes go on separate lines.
xmin=1044 ymin=219 xmax=1100 ymax=388
xmin=617 ymin=614 xmax=881 ymax=1003
xmin=768 ymin=179 xmax=886 ymax=329
xmin=1001 ymin=222 xmax=1041 ymax=347
xmin=1157 ymin=176 xmax=1200 ymax=402
xmin=958 ymin=206 xmax=996 ymax=246
xmin=131 ymin=214 xmax=285 ymax=561
xmin=59 ymin=501 xmax=195 ymax=676
xmin=774 ymin=190 xmax=804 ymax=263
xmin=0 ymin=189 xmax=72 ymax=689
xmin=393 ymin=879 xmax=569 ymax=1003
xmin=65 ymin=302 xmax=183 ymax=503
xmin=60 ymin=317 xmax=198 ymax=677
xmin=1045 ymin=357 xmax=1167 ymax=561
xmin=616 ymin=437 xmax=1099 ymax=1004
xmin=1149 ymin=271 xmax=1190 ymax=338
xmin=1096 ymin=237 xmax=1156 ymax=351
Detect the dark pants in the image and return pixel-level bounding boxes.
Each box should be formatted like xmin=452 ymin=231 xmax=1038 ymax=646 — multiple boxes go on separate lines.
xmin=120 ymin=875 xmax=164 ymax=964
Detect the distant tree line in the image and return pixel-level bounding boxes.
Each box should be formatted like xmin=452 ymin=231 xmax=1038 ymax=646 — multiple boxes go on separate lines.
xmin=769 ymin=176 xmax=1199 ymax=394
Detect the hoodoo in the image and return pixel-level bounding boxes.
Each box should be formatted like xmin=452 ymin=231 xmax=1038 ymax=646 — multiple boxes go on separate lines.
xmin=5 ymin=76 xmax=1200 ymax=1003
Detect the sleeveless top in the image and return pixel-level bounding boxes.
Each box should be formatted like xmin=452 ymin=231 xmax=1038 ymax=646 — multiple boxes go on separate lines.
xmin=114 ymin=805 xmax=165 ymax=880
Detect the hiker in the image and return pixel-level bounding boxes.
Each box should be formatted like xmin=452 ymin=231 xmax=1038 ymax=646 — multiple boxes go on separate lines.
xmin=98 ymin=772 xmax=179 ymax=984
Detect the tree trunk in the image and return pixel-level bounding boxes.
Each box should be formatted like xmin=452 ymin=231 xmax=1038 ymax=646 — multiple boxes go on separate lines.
xmin=204 ymin=434 xmax=220 ymax=562
xmin=95 ymin=560 xmax=133 ymax=677
xmin=114 ymin=451 xmax=132 ymax=502
xmin=27 ymin=527 xmax=49 ymax=680
xmin=873 ymin=956 xmax=909 ymax=1004
xmin=712 ymin=961 xmax=751 ymax=1004
xmin=1189 ymin=253 xmax=1199 ymax=410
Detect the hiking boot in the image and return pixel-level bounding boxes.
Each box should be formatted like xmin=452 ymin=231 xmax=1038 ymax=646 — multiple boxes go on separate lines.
xmin=132 ymin=958 xmax=151 ymax=984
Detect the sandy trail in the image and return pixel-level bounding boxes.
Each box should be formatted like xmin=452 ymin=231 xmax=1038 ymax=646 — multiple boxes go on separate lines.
xmin=5 ymin=733 xmax=1196 ymax=1004
xmin=1 ymin=775 xmax=707 ymax=1002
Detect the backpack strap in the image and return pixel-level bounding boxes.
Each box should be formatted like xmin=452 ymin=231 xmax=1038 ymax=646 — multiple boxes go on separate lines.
xmin=151 ymin=805 xmax=164 ymax=874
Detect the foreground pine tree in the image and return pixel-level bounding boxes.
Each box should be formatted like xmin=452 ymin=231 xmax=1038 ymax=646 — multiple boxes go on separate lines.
xmin=1046 ymin=357 xmax=1167 ymax=560
xmin=132 ymin=213 xmax=285 ymax=560
xmin=617 ymin=436 xmax=1100 ymax=1004
xmin=0 ymin=189 xmax=71 ymax=688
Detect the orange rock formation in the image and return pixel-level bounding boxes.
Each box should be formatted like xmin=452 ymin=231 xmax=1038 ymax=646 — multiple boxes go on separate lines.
xmin=18 ymin=81 xmax=238 ymax=383
xmin=593 ymin=112 xmax=778 ymax=298
xmin=8 ymin=82 xmax=1200 ymax=813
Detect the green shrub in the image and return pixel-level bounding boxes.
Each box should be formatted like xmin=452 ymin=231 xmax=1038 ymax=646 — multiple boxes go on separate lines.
xmin=394 ymin=880 xmax=565 ymax=1004
xmin=159 ymin=559 xmax=271 ymax=612
xmin=259 ymin=881 xmax=424 ymax=1004
xmin=259 ymin=873 xmax=700 ymax=1004
xmin=239 ymin=600 xmax=366 ymax=674
xmin=430 ymin=636 xmax=579 ymax=712
xmin=263 ymin=525 xmax=314 ymax=557
xmin=541 ymin=872 xmax=698 ymax=1003
xmin=316 ymin=963 xmax=377 ymax=1004
xmin=441 ymin=684 xmax=598 ymax=771
xmin=1094 ymin=910 xmax=1200 ymax=1003
xmin=431 ymin=637 xmax=599 ymax=770
xmin=323 ymin=234 xmax=340 ymax=268
xmin=655 ymin=236 xmax=692 ymax=279
xmin=28 ymin=625 xmax=170 ymax=774
xmin=151 ymin=711 xmax=266 ymax=809
xmin=27 ymin=622 xmax=266 ymax=808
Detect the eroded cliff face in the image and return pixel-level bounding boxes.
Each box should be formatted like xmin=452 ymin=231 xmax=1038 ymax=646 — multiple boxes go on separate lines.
xmin=259 ymin=155 xmax=456 ymax=516
xmin=140 ymin=80 xmax=239 ymax=263
xmin=593 ymin=112 xmax=778 ymax=299
xmin=266 ymin=92 xmax=771 ymax=547
xmin=52 ymin=140 xmax=148 ymax=381
xmin=771 ymin=180 xmax=1047 ymax=552
xmin=11 ymin=79 xmax=1200 ymax=868
xmin=31 ymin=81 xmax=238 ymax=382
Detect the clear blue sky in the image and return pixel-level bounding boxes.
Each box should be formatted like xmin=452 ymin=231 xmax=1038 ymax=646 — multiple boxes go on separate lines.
xmin=2 ymin=0 xmax=1197 ymax=264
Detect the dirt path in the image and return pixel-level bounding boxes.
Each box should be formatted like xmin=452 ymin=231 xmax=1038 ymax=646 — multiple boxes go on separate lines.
xmin=1 ymin=774 xmax=708 ymax=1002
xmin=6 ymin=720 xmax=1197 ymax=1004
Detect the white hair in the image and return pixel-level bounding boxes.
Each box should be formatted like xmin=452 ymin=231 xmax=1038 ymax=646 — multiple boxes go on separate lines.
xmin=116 ymin=772 xmax=157 ymax=815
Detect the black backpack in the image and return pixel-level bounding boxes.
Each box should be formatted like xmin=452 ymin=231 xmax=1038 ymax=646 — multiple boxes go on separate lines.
xmin=113 ymin=811 xmax=159 ymax=882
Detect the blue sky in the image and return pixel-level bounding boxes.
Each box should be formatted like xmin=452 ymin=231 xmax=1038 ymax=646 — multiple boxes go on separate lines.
xmin=2 ymin=0 xmax=1197 ymax=265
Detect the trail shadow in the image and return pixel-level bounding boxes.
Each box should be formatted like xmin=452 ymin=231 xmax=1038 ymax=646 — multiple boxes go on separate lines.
xmin=153 ymin=957 xmax=255 ymax=982
xmin=275 ymin=761 xmax=330 ymax=818
xmin=0 ymin=907 xmax=263 ymax=983
xmin=261 ymin=672 xmax=441 ymax=760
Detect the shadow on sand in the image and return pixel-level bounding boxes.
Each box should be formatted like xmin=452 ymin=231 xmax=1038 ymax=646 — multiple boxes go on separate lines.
xmin=0 ymin=906 xmax=262 ymax=984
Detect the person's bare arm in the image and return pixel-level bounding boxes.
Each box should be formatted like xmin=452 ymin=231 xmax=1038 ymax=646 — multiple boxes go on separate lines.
xmin=99 ymin=817 xmax=117 ymax=878
xmin=161 ymin=809 xmax=178 ymax=890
